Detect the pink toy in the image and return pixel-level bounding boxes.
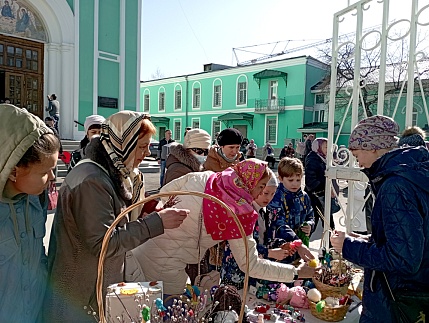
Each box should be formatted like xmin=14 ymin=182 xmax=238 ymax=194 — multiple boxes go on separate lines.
xmin=289 ymin=286 xmax=309 ymax=309
xmin=276 ymin=283 xmax=293 ymax=304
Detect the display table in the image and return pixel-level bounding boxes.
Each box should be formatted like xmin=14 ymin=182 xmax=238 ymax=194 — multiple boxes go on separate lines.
xmin=245 ymin=294 xmax=362 ymax=322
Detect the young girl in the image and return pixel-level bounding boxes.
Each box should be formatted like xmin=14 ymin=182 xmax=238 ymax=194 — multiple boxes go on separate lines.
xmin=129 ymin=159 xmax=316 ymax=296
xmin=0 ymin=104 xmax=60 ymax=322
xmin=220 ymin=174 xmax=297 ymax=290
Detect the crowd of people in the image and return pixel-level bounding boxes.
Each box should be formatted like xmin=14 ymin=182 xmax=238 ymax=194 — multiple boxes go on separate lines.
xmin=1 ymin=103 xmax=428 ymax=322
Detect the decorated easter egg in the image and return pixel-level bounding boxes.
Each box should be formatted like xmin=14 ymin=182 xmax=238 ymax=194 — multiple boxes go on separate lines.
xmin=308 ymin=259 xmax=319 ymax=267
xmin=307 ymin=288 xmax=322 ymax=303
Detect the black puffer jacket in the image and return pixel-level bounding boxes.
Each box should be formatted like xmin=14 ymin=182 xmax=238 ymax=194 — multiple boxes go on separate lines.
xmin=163 ymin=143 xmax=203 ymax=185
xmin=343 ymin=147 xmax=429 ymax=322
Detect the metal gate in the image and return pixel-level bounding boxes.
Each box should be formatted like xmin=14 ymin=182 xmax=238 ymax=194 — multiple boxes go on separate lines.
xmin=323 ymin=0 xmax=429 ymax=246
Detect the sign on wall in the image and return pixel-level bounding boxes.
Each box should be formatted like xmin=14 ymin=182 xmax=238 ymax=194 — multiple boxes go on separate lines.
xmin=0 ymin=1 xmax=47 ymax=42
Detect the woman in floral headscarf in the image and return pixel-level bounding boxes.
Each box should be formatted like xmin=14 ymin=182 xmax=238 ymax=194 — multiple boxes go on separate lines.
xmin=44 ymin=111 xmax=189 ymax=323
xmin=130 ymin=159 xmax=316 ymax=296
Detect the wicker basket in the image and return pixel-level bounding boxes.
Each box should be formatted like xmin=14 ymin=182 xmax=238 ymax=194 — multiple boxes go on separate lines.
xmin=309 ymin=300 xmax=350 ymax=322
xmin=96 ymin=191 xmax=250 ymax=323
xmin=312 ymin=277 xmax=349 ymax=299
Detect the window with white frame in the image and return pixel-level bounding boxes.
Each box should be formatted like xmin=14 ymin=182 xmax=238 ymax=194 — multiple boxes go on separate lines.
xmin=314 ymin=109 xmax=325 ymax=122
xmin=212 ymin=120 xmax=221 ymax=138
xmin=175 ymin=89 xmax=182 ymax=110
xmin=158 ymin=92 xmax=165 ymax=111
xmin=237 ymin=81 xmax=247 ymax=105
xmin=192 ymin=119 xmax=200 ymax=129
xmin=412 ymin=110 xmax=418 ymax=126
xmin=174 ymin=120 xmax=181 ymax=141
xmin=315 ymin=94 xmax=324 ymax=104
xmin=266 ymin=117 xmax=277 ymax=143
xmin=193 ymin=88 xmax=200 ymax=109
xmin=213 ymin=84 xmax=222 ymax=107
xmin=143 ymin=94 xmax=149 ymax=112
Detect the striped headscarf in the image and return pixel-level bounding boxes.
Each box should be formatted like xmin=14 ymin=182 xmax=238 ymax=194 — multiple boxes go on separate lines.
xmin=100 ymin=111 xmax=151 ymax=220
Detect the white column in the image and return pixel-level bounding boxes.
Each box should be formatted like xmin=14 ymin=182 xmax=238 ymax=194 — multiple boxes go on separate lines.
xmin=46 ymin=43 xmax=61 ymax=130
xmin=60 ymin=43 xmax=75 ymax=140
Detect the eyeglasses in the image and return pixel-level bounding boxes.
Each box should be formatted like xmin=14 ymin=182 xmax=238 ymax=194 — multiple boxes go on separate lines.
xmin=191 ymin=148 xmax=209 ymax=156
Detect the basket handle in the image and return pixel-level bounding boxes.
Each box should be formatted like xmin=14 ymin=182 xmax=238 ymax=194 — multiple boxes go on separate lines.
xmin=96 ymin=190 xmax=249 ymax=323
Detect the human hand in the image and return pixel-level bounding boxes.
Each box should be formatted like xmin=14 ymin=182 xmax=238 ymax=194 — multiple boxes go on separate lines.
xmin=297 ymin=262 xmax=316 ymax=279
xmin=297 ymin=244 xmax=315 ymax=262
xmin=158 ymin=208 xmax=189 ymax=229
xmin=331 ymin=189 xmax=336 ymax=198
xmin=300 ymin=224 xmax=311 ymax=236
xmin=157 ymin=160 xmax=161 ymax=165
xmin=330 ymin=230 xmax=346 ymax=253
xmin=268 ymin=248 xmax=290 ymax=261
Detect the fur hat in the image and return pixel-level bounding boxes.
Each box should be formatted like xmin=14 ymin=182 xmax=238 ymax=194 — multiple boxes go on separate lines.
xmin=183 ymin=128 xmax=211 ymax=149
xmin=84 ymin=115 xmax=105 ymax=133
xmin=349 ymin=115 xmax=399 ymax=150
xmin=217 ymin=128 xmax=243 ymax=146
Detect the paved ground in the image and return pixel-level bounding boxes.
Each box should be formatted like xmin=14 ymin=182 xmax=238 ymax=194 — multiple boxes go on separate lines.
xmin=45 ymin=159 xmax=347 ymax=256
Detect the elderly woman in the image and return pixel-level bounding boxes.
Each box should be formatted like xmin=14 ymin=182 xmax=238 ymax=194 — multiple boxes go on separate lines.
xmin=130 ymin=159 xmax=316 ymax=296
xmin=204 ymin=128 xmax=244 ymax=172
xmin=331 ymin=115 xmax=429 ymax=322
xmin=68 ymin=114 xmax=105 ymax=172
xmin=304 ymin=137 xmax=338 ymax=231
xmin=44 ymin=111 xmax=189 ymax=323
xmin=0 ymin=105 xmax=60 ymax=322
xmin=163 ymin=128 xmax=211 ymax=185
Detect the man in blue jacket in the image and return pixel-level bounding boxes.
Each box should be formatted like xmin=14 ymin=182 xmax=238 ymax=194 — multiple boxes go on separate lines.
xmin=331 ymin=115 xmax=429 ymax=322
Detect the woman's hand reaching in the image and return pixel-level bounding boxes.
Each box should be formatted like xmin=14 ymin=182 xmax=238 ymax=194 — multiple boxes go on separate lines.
xmin=158 ymin=208 xmax=189 ymax=229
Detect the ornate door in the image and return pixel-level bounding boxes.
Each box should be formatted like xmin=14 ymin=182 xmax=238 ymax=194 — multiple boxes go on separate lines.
xmin=0 ymin=34 xmax=44 ymax=118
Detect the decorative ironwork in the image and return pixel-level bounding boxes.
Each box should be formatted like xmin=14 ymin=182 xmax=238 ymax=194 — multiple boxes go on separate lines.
xmin=254 ymin=98 xmax=286 ymax=113
xmin=322 ymin=0 xmax=429 ymax=247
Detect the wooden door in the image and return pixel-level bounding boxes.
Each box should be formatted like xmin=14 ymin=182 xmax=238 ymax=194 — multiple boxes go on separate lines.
xmin=0 ymin=35 xmax=44 ymax=118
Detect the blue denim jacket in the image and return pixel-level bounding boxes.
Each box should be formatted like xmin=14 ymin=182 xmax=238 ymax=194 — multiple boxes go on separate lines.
xmin=0 ymin=194 xmax=47 ymax=322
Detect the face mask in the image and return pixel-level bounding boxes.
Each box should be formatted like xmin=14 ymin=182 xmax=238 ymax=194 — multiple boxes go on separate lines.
xmin=195 ymin=155 xmax=207 ymax=164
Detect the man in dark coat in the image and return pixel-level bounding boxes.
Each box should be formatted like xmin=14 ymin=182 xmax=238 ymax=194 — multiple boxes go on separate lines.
xmin=331 ymin=115 xmax=429 ymax=323
xmin=157 ymin=129 xmax=174 ymax=188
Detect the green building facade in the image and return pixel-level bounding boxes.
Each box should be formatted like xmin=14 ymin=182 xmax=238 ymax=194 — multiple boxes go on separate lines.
xmin=140 ymin=56 xmax=328 ymax=153
xmin=0 ymin=0 xmax=142 ymax=139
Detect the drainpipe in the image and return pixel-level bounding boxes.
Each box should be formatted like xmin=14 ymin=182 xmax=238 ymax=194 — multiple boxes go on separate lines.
xmin=185 ymin=75 xmax=189 ymax=127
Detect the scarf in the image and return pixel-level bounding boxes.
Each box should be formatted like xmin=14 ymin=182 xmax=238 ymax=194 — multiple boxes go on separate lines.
xmin=100 ymin=111 xmax=150 ymax=220
xmin=203 ymin=159 xmax=267 ymax=240
xmin=312 ymin=138 xmax=328 ymax=162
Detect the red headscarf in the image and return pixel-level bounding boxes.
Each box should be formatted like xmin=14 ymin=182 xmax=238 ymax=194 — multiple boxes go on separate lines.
xmin=203 ymin=159 xmax=268 ymax=240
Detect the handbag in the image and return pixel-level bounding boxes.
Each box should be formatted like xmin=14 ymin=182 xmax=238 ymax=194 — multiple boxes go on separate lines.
xmin=383 ymin=273 xmax=429 ymax=323
xmin=47 ymin=181 xmax=58 ymax=210
xmin=195 ymin=211 xmax=220 ymax=294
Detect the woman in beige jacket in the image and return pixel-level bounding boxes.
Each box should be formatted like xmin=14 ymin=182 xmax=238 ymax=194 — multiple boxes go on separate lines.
xmin=130 ymin=159 xmax=315 ymax=296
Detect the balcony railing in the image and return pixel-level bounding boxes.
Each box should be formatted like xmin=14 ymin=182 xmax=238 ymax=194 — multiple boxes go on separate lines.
xmin=254 ymin=98 xmax=286 ymax=113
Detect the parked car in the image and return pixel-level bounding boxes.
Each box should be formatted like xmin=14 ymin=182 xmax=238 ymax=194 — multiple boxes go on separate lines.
xmin=149 ymin=139 xmax=159 ymax=158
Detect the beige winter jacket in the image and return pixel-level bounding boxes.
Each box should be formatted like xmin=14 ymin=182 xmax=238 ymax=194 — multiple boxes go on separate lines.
xmin=130 ymin=171 xmax=297 ymax=295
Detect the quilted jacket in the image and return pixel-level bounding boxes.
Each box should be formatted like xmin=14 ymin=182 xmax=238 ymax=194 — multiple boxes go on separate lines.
xmin=129 ymin=171 xmax=298 ymax=295
xmin=342 ymin=146 xmax=429 ymax=322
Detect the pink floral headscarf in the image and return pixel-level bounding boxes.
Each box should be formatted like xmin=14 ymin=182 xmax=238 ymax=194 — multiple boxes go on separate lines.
xmin=312 ymin=137 xmax=328 ymax=159
xmin=203 ymin=159 xmax=268 ymax=240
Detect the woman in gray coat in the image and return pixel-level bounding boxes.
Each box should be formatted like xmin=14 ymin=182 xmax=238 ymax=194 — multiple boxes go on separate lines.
xmin=44 ymin=111 xmax=189 ymax=323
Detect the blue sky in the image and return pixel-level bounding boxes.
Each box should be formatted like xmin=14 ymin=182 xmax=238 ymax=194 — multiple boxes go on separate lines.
xmin=140 ymin=0 xmax=415 ymax=81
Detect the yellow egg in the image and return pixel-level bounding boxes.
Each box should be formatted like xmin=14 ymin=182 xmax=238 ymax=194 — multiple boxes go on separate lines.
xmin=309 ymin=259 xmax=319 ymax=268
